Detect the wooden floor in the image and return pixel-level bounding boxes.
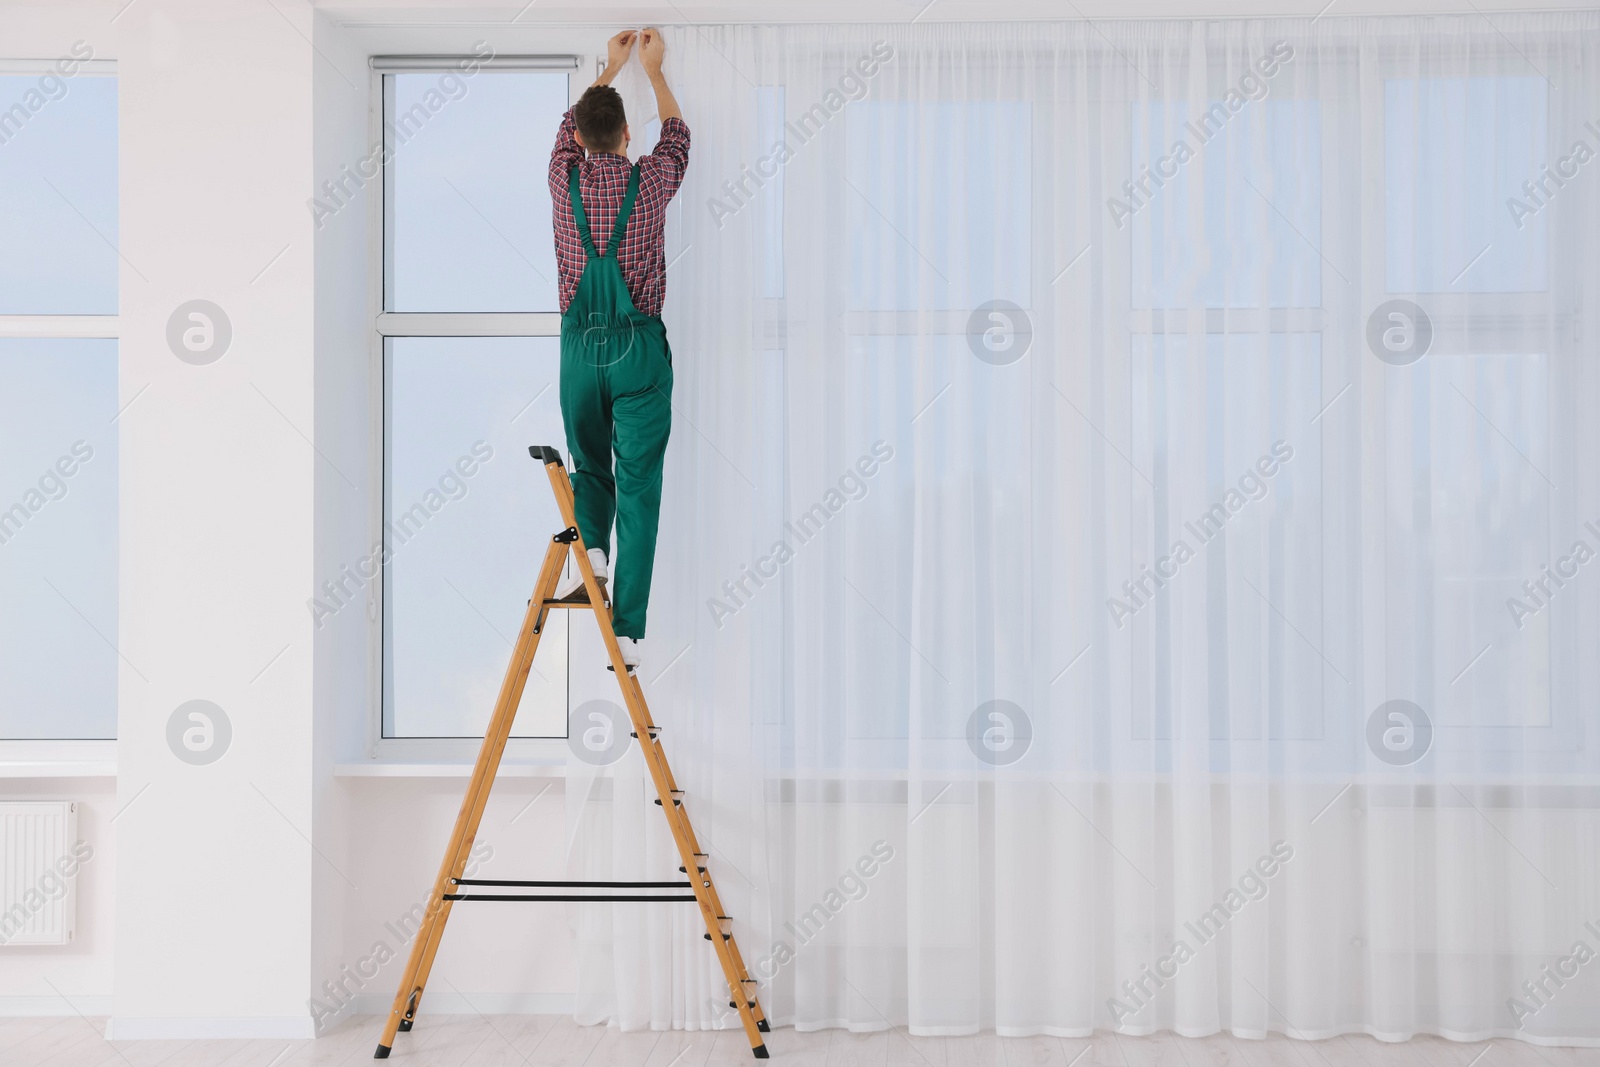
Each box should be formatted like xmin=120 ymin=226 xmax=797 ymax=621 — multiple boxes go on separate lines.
xmin=3 ymin=1014 xmax=1598 ymax=1067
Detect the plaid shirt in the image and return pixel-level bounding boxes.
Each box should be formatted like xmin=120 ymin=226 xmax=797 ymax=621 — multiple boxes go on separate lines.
xmin=549 ymin=109 xmax=690 ymax=318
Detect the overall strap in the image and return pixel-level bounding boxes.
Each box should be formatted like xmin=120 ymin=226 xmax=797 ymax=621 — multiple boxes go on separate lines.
xmin=568 ymin=165 xmax=598 ymax=259
xmin=606 ymin=164 xmax=641 ymax=258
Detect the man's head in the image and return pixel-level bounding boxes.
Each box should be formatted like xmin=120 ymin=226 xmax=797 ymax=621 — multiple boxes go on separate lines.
xmin=573 ymin=84 xmax=629 ymax=156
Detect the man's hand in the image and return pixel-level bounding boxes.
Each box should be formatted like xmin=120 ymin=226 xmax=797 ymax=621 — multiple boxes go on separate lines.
xmin=640 ymin=27 xmax=665 ymax=74
xmin=594 ymin=30 xmax=635 ymax=86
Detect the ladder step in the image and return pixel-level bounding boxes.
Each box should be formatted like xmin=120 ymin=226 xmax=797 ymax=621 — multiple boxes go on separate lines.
xmin=678 ymin=853 xmax=708 ymax=874
xmin=654 ymin=790 xmax=686 ymax=807
xmin=630 ymin=726 xmax=662 ymax=739
xmin=704 ymin=915 xmax=733 ymax=941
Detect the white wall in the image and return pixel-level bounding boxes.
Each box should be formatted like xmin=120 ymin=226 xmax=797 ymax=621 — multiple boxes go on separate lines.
xmin=309 ymin=2 xmax=369 ymax=1040
xmin=110 ymin=0 xmax=320 ymax=1039
xmin=326 ymin=778 xmax=576 ymax=1028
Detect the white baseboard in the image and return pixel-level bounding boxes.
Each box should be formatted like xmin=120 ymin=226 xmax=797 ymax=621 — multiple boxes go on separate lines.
xmin=105 ymin=1015 xmax=317 ymax=1040
xmin=3 ymin=995 xmax=572 ymax=1035
xmin=0 ymin=995 xmax=114 ymax=1017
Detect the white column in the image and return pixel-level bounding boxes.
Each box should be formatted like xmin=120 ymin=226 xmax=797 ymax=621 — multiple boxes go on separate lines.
xmin=113 ymin=0 xmax=319 ymax=1038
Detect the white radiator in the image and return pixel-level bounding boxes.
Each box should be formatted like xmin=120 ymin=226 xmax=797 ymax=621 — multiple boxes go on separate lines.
xmin=0 ymin=801 xmax=83 ymax=946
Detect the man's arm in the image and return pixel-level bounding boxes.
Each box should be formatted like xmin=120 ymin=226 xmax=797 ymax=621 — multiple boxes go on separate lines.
xmin=593 ymin=29 xmax=634 ymax=89
xmin=551 ymin=31 xmax=636 ymax=198
xmin=634 ymin=28 xmax=689 ymax=200
xmin=640 ymin=28 xmax=682 ymax=123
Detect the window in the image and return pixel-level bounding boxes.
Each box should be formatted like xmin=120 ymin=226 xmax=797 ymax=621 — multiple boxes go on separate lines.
xmin=1114 ymin=64 xmax=1568 ymax=773
xmin=0 ymin=58 xmax=118 ymax=742
xmin=845 ymin=98 xmax=1033 ymax=313
xmin=1129 ymin=96 xmax=1323 ymax=309
xmin=384 ymin=69 xmax=566 ymax=312
xmin=1118 ymin=66 xmax=1333 ymax=767
xmin=382 ymin=337 xmax=566 ymax=739
xmin=1384 ymin=75 xmax=1548 ymax=293
xmin=1379 ymin=72 xmax=1565 ymax=763
xmin=375 ymin=55 xmax=581 ymax=741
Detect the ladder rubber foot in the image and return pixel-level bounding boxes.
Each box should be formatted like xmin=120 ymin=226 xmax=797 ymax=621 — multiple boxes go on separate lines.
xmin=758 ymin=1019 xmax=770 ymax=1032
xmin=374 ymin=1044 xmax=391 ymax=1058
xmin=397 ymin=1019 xmax=413 ymax=1031
xmin=753 ymin=1044 xmax=769 ymax=1058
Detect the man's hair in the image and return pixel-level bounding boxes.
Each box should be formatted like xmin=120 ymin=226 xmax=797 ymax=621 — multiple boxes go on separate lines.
xmin=574 ymin=85 xmax=627 ymax=154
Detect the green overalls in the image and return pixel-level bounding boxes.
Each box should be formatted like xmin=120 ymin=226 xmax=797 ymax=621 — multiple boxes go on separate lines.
xmin=559 ymin=162 xmax=674 ymax=641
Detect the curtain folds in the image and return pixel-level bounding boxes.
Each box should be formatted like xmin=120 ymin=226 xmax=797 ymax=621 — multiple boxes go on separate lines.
xmin=565 ymin=14 xmax=1600 ymax=1044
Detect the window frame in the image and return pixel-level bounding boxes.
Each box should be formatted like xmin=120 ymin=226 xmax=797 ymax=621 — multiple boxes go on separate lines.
xmin=365 ymin=51 xmax=590 ymax=763
xmin=1363 ymin=56 xmax=1579 ymax=764
xmin=0 ymin=57 xmax=119 ymax=769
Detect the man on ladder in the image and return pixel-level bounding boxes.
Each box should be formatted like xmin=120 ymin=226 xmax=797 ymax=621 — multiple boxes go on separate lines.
xmin=374 ymin=32 xmax=769 ymax=1059
xmin=549 ymin=27 xmax=688 ymax=673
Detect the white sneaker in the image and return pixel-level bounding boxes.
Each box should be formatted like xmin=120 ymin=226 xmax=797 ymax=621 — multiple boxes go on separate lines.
xmin=608 ymin=637 xmax=642 ymax=673
xmin=554 ymin=548 xmax=607 ymax=603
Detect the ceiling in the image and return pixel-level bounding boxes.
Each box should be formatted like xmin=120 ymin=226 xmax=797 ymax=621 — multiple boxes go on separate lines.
xmin=318 ymin=0 xmax=1599 ymax=26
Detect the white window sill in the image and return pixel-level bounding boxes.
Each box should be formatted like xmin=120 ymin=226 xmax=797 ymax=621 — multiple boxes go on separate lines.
xmin=0 ymin=741 xmax=116 ymax=778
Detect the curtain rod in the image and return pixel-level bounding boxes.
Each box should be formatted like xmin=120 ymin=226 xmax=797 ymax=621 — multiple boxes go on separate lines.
xmin=369 ymin=54 xmax=579 ymax=70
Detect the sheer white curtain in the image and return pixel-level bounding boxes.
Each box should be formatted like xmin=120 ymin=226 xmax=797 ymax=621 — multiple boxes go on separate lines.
xmin=565 ymin=14 xmax=1600 ymax=1044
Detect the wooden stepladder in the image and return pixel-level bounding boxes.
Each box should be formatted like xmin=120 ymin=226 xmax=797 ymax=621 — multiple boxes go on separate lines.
xmin=374 ymin=445 xmax=770 ymax=1059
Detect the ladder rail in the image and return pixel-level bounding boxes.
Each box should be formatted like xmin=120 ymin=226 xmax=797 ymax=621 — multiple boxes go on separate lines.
xmin=374 ymin=536 xmax=568 ymax=1056
xmin=538 ymin=454 xmax=772 ymax=1046
xmin=621 ymin=669 xmax=768 ymax=1013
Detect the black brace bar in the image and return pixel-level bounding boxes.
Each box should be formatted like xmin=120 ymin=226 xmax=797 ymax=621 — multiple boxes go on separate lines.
xmin=452 ymin=878 xmax=692 ymax=888
xmin=446 ymin=893 xmax=699 ymax=902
